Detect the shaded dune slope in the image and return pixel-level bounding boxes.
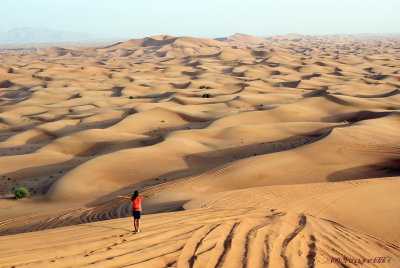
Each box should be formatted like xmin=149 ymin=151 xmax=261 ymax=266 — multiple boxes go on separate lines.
xmin=0 ymin=34 xmax=399 ymax=267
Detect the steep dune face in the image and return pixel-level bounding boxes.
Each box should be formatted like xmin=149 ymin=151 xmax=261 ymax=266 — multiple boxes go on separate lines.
xmin=0 ymin=34 xmax=399 ymax=266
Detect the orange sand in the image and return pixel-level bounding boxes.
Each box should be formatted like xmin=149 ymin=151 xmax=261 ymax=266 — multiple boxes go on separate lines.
xmin=0 ymin=33 xmax=399 ymax=267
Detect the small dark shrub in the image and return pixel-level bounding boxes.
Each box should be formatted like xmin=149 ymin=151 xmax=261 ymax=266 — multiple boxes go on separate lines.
xmin=202 ymin=93 xmax=213 ymax=98
xmin=199 ymin=85 xmax=206 ymax=89
xmin=129 ymin=96 xmax=134 ymax=99
xmin=14 ymin=187 xmax=30 ymax=199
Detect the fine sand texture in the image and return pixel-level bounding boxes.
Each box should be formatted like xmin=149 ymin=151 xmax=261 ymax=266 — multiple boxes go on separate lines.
xmin=0 ymin=33 xmax=399 ymax=267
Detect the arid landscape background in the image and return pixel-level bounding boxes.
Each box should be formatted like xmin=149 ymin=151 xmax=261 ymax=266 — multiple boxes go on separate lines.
xmin=0 ymin=33 xmax=399 ymax=267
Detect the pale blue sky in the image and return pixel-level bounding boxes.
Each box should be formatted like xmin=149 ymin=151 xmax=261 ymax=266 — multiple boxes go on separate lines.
xmin=1 ymin=0 xmax=399 ymax=38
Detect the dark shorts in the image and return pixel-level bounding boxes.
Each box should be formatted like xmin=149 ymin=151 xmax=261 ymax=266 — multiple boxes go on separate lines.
xmin=132 ymin=211 xmax=142 ymax=219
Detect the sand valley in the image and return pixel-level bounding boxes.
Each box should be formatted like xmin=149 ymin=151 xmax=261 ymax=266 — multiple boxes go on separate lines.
xmin=0 ymin=33 xmax=399 ymax=267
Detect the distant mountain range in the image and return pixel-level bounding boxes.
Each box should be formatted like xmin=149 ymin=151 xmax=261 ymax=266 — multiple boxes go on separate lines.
xmin=0 ymin=27 xmax=119 ymax=44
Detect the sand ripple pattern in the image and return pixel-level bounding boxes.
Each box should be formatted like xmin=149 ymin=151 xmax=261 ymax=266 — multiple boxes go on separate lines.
xmin=0 ymin=35 xmax=400 ymax=265
xmin=0 ymin=208 xmax=398 ymax=268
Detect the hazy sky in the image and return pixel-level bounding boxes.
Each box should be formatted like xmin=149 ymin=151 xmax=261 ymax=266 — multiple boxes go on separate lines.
xmin=1 ymin=0 xmax=399 ymax=38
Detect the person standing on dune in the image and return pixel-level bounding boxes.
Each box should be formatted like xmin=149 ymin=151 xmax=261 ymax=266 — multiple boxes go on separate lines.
xmin=118 ymin=191 xmax=154 ymax=233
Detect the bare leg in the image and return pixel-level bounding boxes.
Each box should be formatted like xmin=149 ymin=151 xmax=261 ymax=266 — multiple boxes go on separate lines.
xmin=137 ymin=219 xmax=140 ymax=231
xmin=134 ymin=219 xmax=139 ymax=231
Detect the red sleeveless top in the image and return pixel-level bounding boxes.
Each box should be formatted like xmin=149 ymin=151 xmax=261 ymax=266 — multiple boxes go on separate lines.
xmin=132 ymin=197 xmax=144 ymax=211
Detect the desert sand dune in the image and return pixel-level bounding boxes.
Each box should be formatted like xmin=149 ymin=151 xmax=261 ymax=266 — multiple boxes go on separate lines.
xmin=216 ymin=33 xmax=268 ymax=45
xmin=184 ymin=177 xmax=400 ymax=244
xmin=0 ymin=209 xmax=398 ymax=268
xmin=0 ymin=33 xmax=399 ymax=267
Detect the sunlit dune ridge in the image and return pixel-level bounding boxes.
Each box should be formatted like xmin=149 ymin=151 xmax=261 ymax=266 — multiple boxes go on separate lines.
xmin=0 ymin=33 xmax=399 ymax=267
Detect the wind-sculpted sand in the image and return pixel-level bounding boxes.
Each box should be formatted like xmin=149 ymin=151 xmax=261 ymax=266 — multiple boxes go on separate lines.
xmin=0 ymin=209 xmax=399 ymax=268
xmin=0 ymin=33 xmax=399 ymax=267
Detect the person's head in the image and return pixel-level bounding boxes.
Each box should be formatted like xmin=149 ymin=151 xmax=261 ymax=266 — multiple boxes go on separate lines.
xmin=131 ymin=190 xmax=139 ymax=200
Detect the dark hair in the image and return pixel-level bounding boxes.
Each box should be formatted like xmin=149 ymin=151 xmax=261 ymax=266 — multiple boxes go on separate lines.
xmin=131 ymin=191 xmax=139 ymax=201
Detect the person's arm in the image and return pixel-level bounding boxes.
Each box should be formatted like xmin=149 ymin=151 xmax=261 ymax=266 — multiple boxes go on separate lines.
xmin=142 ymin=194 xmax=155 ymax=199
xmin=117 ymin=195 xmax=131 ymax=200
